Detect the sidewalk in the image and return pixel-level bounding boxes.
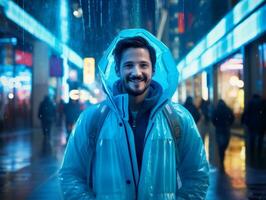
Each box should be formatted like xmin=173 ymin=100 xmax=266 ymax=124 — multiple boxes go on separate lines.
xmin=28 ymin=165 xmax=265 ymax=200
xmin=1 ymin=127 xmax=266 ymax=200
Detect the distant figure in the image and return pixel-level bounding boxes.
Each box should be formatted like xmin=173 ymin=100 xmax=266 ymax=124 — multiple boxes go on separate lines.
xmin=212 ymin=99 xmax=234 ymax=171
xmin=0 ymin=96 xmax=4 ymax=131
xmin=4 ymin=98 xmax=15 ymax=130
xmin=198 ymin=99 xmax=213 ymax=143
xmin=241 ymin=94 xmax=266 ymax=163
xmin=183 ymin=96 xmax=201 ymax=124
xmin=64 ymin=99 xmax=82 ymax=140
xmin=38 ymin=95 xmax=56 ymax=137
xmin=56 ymin=99 xmax=65 ymax=127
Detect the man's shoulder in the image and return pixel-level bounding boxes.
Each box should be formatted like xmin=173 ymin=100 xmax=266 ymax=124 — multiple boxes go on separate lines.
xmin=165 ymin=101 xmax=196 ymax=126
xmin=168 ymin=102 xmax=191 ymax=116
xmin=82 ymin=100 xmax=110 ymax=118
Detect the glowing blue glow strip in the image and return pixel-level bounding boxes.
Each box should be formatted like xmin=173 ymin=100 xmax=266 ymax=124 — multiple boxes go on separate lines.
xmin=185 ymin=39 xmax=206 ymax=64
xmin=60 ymin=0 xmax=69 ymax=43
xmin=206 ymin=18 xmax=226 ymax=47
xmin=179 ymin=3 xmax=266 ymax=81
xmin=178 ymin=0 xmax=265 ymax=71
xmin=0 ymin=0 xmax=82 ymax=68
xmin=182 ymin=59 xmax=200 ymax=80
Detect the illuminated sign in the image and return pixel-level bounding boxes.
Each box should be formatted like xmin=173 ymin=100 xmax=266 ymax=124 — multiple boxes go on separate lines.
xmin=178 ymin=12 xmax=185 ymax=33
xmin=178 ymin=2 xmax=266 ymax=81
xmin=0 ymin=0 xmax=83 ymax=68
xmin=49 ymin=55 xmax=63 ymax=77
xmin=83 ymin=58 xmax=95 ymax=84
xmin=15 ymin=50 xmax=32 ymax=67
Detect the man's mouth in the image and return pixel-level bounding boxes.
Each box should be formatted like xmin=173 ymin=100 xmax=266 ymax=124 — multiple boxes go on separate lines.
xmin=128 ymin=77 xmax=145 ymax=83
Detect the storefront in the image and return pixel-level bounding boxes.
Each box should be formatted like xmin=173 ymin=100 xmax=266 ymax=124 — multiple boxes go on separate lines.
xmin=178 ymin=70 xmax=210 ymax=107
xmin=216 ymin=53 xmax=244 ymax=123
xmin=0 ymin=39 xmax=33 ymax=130
xmin=244 ymin=35 xmax=266 ymax=100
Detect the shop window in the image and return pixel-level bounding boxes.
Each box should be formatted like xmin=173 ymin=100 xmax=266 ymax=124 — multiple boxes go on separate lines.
xmin=218 ymin=53 xmax=244 ymax=121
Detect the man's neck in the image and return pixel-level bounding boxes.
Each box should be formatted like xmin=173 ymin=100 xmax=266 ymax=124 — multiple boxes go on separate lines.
xmin=128 ymin=90 xmax=148 ymax=112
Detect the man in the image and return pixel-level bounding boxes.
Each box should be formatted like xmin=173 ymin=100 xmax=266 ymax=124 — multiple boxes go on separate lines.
xmin=64 ymin=98 xmax=82 ymax=141
xmin=38 ymin=95 xmax=56 ymax=137
xmin=59 ymin=29 xmax=209 ymax=200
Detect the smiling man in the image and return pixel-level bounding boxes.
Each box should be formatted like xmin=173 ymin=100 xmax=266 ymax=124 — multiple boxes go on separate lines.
xmin=59 ymin=30 xmax=209 ymax=200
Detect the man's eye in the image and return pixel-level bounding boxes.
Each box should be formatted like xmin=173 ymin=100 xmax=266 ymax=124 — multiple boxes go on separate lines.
xmin=140 ymin=63 xmax=148 ymax=68
xmin=124 ymin=64 xmax=133 ymax=68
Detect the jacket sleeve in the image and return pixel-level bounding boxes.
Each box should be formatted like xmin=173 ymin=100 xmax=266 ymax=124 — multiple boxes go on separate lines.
xmin=175 ymin=105 xmax=209 ymax=200
xmin=58 ymin=107 xmax=97 ymax=200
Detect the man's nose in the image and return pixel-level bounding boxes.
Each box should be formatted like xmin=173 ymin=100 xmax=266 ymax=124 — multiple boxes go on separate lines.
xmin=131 ymin=65 xmax=141 ymax=76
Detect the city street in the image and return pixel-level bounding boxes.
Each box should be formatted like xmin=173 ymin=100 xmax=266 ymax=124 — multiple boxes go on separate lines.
xmin=0 ymin=0 xmax=266 ymax=199
xmin=1 ymin=126 xmax=265 ymax=200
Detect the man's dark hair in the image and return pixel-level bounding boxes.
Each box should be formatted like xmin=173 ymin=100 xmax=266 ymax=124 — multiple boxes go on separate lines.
xmin=113 ymin=36 xmax=156 ymax=73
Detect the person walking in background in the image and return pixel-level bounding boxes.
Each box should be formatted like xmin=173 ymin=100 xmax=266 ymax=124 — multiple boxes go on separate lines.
xmin=38 ymin=95 xmax=56 ymax=137
xmin=63 ymin=98 xmax=82 ymax=140
xmin=198 ymin=99 xmax=213 ymax=144
xmin=56 ymin=98 xmax=65 ymax=127
xmin=0 ymin=94 xmax=4 ymax=131
xmin=212 ymin=99 xmax=234 ymax=172
xmin=183 ymin=96 xmax=201 ymax=124
xmin=241 ymin=94 xmax=266 ymax=166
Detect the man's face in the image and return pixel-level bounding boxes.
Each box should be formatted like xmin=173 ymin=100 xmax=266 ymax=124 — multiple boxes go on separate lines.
xmin=118 ymin=48 xmax=153 ymax=97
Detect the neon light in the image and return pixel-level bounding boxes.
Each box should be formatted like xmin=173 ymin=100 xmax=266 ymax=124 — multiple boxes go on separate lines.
xmin=60 ymin=0 xmax=69 ymax=43
xmin=206 ymin=18 xmax=226 ymax=47
xmin=83 ymin=58 xmax=95 ymax=84
xmin=186 ymin=40 xmax=206 ymax=64
xmin=177 ymin=0 xmax=265 ymax=81
xmin=178 ymin=4 xmax=266 ymax=81
xmin=62 ymin=57 xmax=69 ymax=103
xmin=62 ymin=45 xmax=83 ymax=68
xmin=232 ymin=0 xmax=263 ymax=25
xmin=201 ymin=71 xmax=208 ymax=100
xmin=221 ymin=64 xmax=243 ymax=71
xmin=0 ymin=0 xmax=82 ymax=68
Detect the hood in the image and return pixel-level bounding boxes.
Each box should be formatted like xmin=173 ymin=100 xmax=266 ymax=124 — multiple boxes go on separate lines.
xmin=98 ymin=28 xmax=179 ymax=99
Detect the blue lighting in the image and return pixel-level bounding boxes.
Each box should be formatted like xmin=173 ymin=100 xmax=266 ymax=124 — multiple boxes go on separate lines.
xmin=206 ymin=18 xmax=226 ymax=47
xmin=178 ymin=0 xmax=266 ymax=82
xmin=0 ymin=0 xmax=82 ymax=68
xmin=60 ymin=0 xmax=69 ymax=43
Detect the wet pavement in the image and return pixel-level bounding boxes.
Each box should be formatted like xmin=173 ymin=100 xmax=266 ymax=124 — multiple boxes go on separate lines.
xmin=0 ymin=127 xmax=266 ymax=200
xmin=0 ymin=127 xmax=66 ymax=200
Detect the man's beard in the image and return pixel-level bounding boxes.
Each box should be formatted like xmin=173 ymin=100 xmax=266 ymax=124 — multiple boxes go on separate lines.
xmin=122 ymin=75 xmax=151 ymax=96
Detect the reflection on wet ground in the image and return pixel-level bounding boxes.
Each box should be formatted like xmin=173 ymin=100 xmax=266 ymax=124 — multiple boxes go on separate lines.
xmin=0 ymin=127 xmax=265 ymax=200
xmin=206 ymin=136 xmax=247 ymax=200
xmin=0 ymin=127 xmax=66 ymax=200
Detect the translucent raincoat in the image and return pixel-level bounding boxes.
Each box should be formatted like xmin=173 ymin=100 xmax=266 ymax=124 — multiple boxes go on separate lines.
xmin=59 ymin=29 xmax=209 ymax=200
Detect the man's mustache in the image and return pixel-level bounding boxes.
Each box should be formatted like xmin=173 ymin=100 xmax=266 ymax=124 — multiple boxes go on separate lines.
xmin=128 ymin=75 xmax=146 ymax=81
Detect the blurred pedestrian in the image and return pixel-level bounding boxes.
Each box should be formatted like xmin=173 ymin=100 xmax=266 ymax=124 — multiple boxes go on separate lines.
xmin=38 ymin=95 xmax=56 ymax=137
xmin=0 ymin=95 xmax=4 ymax=131
xmin=241 ymin=94 xmax=266 ymax=164
xmin=198 ymin=99 xmax=213 ymax=143
xmin=183 ymin=96 xmax=201 ymax=124
xmin=212 ymin=99 xmax=234 ymax=171
xmin=64 ymin=98 xmax=82 ymax=140
xmin=4 ymin=98 xmax=15 ymax=130
xmin=56 ymin=98 xmax=65 ymax=127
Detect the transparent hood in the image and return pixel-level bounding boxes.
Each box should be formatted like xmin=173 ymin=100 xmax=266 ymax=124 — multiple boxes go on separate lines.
xmin=98 ymin=28 xmax=179 ymax=98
